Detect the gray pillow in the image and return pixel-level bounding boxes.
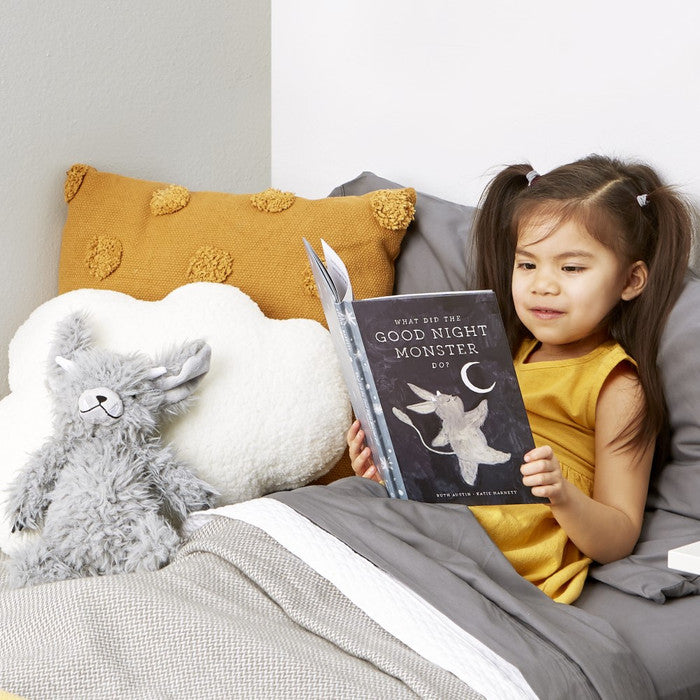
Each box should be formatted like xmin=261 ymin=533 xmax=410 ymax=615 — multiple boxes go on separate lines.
xmin=649 ymin=274 xmax=700 ymax=517
xmin=329 ymin=172 xmax=476 ymax=294
xmin=590 ymin=274 xmax=700 ymax=601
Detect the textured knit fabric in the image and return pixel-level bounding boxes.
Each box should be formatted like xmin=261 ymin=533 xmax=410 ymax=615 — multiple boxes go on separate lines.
xmin=471 ymin=339 xmax=634 ymax=604
xmin=0 ymin=518 xmax=477 ymax=699
xmin=58 ymin=165 xmax=414 ymax=328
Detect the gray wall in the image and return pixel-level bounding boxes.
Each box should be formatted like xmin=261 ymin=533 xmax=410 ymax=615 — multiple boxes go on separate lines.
xmin=0 ymin=1 xmax=271 ymax=397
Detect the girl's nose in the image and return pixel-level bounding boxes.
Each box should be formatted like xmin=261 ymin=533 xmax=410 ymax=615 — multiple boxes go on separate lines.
xmin=531 ymin=270 xmax=559 ymax=295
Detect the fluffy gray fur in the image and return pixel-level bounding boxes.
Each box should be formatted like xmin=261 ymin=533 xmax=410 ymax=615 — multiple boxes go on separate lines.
xmin=5 ymin=312 xmax=218 ymax=588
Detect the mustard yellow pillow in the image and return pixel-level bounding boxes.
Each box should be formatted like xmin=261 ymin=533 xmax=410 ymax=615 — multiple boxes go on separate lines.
xmin=58 ymin=165 xmax=416 ymax=325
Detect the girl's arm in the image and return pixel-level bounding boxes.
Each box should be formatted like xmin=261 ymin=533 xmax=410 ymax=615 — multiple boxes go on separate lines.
xmin=521 ymin=363 xmax=654 ymax=564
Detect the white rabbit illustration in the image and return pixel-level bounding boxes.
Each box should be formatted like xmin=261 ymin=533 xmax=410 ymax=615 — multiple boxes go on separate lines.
xmin=392 ymin=383 xmax=510 ymax=486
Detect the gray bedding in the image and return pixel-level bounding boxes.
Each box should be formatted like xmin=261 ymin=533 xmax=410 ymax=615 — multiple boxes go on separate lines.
xmin=273 ymin=478 xmax=658 ymax=700
xmin=0 ymin=517 xmax=474 ymax=699
xmin=576 ymin=580 xmax=700 ymax=700
xmin=2 ymin=476 xmax=691 ymax=699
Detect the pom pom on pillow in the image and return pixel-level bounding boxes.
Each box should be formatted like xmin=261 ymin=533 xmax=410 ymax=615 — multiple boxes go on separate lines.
xmin=0 ymin=283 xmax=351 ymax=555
xmin=58 ymin=165 xmax=415 ymax=326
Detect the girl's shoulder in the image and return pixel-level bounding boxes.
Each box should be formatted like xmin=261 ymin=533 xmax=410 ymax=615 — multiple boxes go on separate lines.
xmin=596 ymin=359 xmax=648 ymax=451
xmin=592 ymin=340 xmax=637 ymax=372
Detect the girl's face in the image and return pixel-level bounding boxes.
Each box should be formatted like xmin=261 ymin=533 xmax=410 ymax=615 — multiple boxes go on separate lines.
xmin=511 ymin=216 xmax=646 ymax=360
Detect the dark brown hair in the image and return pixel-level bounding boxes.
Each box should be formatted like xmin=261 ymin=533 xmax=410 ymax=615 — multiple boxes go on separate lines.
xmin=473 ymin=155 xmax=693 ymax=457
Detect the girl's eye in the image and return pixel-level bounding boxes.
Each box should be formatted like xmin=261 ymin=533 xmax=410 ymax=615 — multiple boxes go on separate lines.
xmin=562 ymin=265 xmax=585 ymax=273
xmin=515 ymin=261 xmax=535 ymax=270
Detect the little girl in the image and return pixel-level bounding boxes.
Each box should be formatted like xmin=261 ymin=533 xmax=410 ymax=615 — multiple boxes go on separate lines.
xmin=348 ymin=154 xmax=693 ymax=603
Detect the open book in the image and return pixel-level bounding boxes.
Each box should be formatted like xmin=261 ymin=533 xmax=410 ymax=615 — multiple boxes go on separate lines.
xmin=305 ymin=239 xmax=542 ymax=505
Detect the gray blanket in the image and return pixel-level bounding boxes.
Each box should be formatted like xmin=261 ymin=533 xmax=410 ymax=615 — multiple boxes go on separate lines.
xmin=0 ymin=517 xmax=476 ymax=700
xmin=272 ymin=477 xmax=658 ymax=700
xmin=1 ymin=476 xmax=658 ymax=700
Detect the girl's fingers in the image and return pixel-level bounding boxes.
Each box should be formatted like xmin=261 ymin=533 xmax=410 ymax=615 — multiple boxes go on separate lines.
xmin=361 ymin=460 xmax=383 ymax=484
xmin=531 ymin=485 xmax=553 ymax=500
xmin=346 ymin=420 xmax=361 ymax=446
xmin=346 ymin=421 xmax=382 ymax=484
xmin=520 ymin=459 xmax=554 ymax=477
xmin=348 ymin=428 xmax=366 ymax=461
xmin=523 ymin=445 xmax=554 ymax=463
xmin=522 ymin=469 xmax=555 ymax=487
xmin=348 ymin=438 xmax=358 ymax=460
xmin=351 ymin=445 xmax=372 ymax=475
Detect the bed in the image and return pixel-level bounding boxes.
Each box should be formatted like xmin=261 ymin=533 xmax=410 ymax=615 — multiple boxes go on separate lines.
xmin=1 ymin=167 xmax=699 ymax=699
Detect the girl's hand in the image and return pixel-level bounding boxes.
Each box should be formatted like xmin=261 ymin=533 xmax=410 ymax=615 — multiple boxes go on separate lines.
xmin=520 ymin=445 xmax=568 ymax=505
xmin=347 ymin=420 xmax=382 ymax=483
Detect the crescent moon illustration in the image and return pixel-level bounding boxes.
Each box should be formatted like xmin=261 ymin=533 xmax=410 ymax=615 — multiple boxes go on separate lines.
xmin=460 ymin=362 xmax=495 ymax=394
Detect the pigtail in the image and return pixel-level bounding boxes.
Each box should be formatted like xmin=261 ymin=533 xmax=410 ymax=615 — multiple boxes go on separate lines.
xmin=473 ymin=164 xmax=533 ymax=353
xmin=610 ymin=180 xmax=693 ymax=460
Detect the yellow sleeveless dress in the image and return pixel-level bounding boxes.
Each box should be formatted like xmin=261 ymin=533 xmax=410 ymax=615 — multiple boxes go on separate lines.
xmin=470 ymin=338 xmax=634 ymax=603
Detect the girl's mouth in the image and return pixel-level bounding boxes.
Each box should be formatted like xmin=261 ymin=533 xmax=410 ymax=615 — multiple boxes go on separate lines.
xmin=530 ymin=307 xmax=565 ymax=320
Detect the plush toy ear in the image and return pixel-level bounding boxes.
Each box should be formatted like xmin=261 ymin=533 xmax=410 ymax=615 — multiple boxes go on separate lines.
xmin=47 ymin=313 xmax=94 ymax=386
xmin=153 ymin=341 xmax=211 ymax=407
xmin=145 ymin=366 xmax=168 ymax=380
xmin=54 ymin=355 xmax=78 ymax=374
xmin=51 ymin=312 xmax=94 ymax=358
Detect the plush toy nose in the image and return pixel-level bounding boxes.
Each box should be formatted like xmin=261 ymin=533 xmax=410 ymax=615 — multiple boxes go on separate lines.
xmin=78 ymin=387 xmax=124 ymax=424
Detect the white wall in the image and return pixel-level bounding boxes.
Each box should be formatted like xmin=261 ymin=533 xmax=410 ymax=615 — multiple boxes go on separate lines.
xmin=0 ymin=1 xmax=270 ymax=397
xmin=272 ymin=1 xmax=700 ymax=206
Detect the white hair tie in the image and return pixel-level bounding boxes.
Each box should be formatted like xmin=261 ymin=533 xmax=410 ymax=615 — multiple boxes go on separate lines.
xmin=525 ymin=170 xmax=540 ymax=186
xmin=637 ymin=194 xmax=649 ymax=207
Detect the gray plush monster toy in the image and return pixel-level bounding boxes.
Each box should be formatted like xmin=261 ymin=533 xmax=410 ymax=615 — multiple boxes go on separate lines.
xmin=5 ymin=312 xmax=218 ymax=588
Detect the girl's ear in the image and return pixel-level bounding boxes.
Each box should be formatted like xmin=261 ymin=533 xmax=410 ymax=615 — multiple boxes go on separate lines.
xmin=621 ymin=260 xmax=649 ymax=301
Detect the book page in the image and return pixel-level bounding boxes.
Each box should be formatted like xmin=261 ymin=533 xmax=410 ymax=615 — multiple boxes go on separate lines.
xmin=321 ymin=239 xmax=353 ymax=302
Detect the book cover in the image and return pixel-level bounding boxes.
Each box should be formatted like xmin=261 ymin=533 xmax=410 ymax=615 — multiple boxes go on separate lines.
xmin=305 ymin=238 xmax=542 ymax=506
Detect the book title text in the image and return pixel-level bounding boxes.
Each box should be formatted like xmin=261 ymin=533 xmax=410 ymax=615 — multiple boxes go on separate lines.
xmin=374 ymin=316 xmax=489 ymax=365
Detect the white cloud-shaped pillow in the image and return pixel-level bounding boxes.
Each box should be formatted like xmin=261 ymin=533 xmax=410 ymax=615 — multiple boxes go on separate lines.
xmin=0 ymin=283 xmax=351 ymax=555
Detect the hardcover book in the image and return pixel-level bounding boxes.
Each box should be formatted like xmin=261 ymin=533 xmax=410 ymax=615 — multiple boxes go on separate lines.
xmin=305 ymin=239 xmax=542 ymax=506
